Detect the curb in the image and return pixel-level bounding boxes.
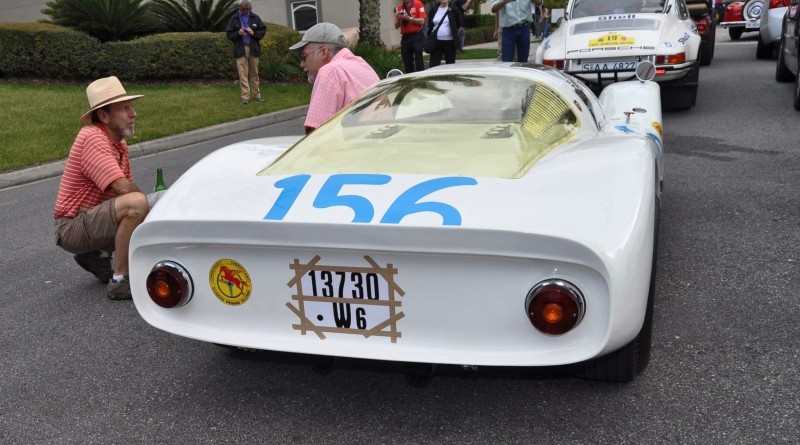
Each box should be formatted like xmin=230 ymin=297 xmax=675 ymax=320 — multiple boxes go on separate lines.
xmin=0 ymin=105 xmax=309 ymax=191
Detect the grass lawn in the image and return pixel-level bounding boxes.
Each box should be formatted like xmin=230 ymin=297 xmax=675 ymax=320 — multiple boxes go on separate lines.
xmin=0 ymin=48 xmax=501 ymax=174
xmin=0 ymin=80 xmax=311 ymax=173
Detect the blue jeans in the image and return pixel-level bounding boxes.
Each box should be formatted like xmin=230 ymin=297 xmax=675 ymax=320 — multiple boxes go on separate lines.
xmin=501 ymin=25 xmax=530 ymax=63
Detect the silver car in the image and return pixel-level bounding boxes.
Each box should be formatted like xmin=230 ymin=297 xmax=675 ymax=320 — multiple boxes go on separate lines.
xmin=775 ymin=0 xmax=800 ymax=109
xmin=757 ymin=0 xmax=790 ymax=58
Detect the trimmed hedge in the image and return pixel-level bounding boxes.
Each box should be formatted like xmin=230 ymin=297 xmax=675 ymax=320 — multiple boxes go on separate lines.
xmin=0 ymin=22 xmax=304 ymax=81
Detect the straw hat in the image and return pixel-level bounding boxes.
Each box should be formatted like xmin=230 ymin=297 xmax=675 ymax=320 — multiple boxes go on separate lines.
xmin=79 ymin=76 xmax=144 ymax=124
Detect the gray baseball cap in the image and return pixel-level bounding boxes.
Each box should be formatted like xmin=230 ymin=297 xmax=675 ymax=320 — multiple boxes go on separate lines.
xmin=289 ymin=22 xmax=347 ymax=50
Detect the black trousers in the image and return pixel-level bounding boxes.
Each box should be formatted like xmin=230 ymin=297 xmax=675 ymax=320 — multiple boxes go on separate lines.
xmin=429 ymin=39 xmax=456 ymax=67
xmin=401 ymin=31 xmax=425 ymax=73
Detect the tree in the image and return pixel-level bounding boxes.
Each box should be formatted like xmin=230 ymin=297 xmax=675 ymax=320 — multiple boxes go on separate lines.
xmin=150 ymin=0 xmax=237 ymax=33
xmin=42 ymin=0 xmax=158 ymax=42
xmin=358 ymin=0 xmax=382 ymax=46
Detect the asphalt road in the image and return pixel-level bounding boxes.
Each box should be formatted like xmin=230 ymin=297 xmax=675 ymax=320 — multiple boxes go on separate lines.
xmin=1 ymin=39 xmax=799 ymax=444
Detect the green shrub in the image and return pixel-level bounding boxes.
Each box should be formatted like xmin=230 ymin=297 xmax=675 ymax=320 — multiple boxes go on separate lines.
xmin=464 ymin=25 xmax=496 ymax=46
xmin=150 ymin=0 xmax=237 ymax=32
xmin=0 ymin=22 xmax=304 ymax=81
xmin=464 ymin=14 xmax=496 ymax=28
xmin=42 ymin=0 xmax=159 ymax=42
xmin=351 ymin=42 xmax=403 ymax=79
xmin=0 ymin=23 xmax=102 ymax=78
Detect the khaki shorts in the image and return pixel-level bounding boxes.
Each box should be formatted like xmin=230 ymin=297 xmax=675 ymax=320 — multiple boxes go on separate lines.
xmin=54 ymin=198 xmax=118 ymax=254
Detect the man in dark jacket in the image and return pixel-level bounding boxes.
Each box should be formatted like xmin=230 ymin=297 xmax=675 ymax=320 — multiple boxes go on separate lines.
xmin=226 ymin=0 xmax=267 ymax=104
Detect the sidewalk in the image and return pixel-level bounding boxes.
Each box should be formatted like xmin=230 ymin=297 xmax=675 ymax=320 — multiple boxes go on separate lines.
xmin=0 ymin=105 xmax=308 ymax=191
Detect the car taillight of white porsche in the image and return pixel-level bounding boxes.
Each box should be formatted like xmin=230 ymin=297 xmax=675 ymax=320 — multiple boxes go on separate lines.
xmin=525 ymin=280 xmax=585 ymax=335
xmin=146 ymin=261 xmax=194 ymax=308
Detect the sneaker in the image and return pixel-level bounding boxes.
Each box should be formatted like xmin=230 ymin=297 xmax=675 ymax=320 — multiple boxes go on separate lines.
xmin=107 ymin=274 xmax=132 ymax=301
xmin=242 ymin=99 xmax=249 ymax=105
xmin=74 ymin=251 xmax=113 ymax=284
xmin=254 ymin=95 xmax=265 ymax=102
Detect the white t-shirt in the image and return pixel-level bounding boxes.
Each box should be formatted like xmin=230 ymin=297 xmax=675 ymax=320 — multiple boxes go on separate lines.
xmin=432 ymin=7 xmax=454 ymax=40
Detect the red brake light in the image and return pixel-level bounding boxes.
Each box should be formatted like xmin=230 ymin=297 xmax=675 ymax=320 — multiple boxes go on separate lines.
xmin=526 ymin=280 xmax=585 ymax=335
xmin=543 ymin=59 xmax=565 ymax=69
xmin=656 ymin=53 xmax=686 ymax=65
xmin=769 ymin=0 xmax=790 ymax=8
xmin=146 ymin=261 xmax=193 ymax=308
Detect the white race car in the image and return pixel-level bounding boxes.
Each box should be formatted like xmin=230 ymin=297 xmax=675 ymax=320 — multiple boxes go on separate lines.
xmin=535 ymin=0 xmax=702 ymax=109
xmin=131 ymin=63 xmax=664 ymax=382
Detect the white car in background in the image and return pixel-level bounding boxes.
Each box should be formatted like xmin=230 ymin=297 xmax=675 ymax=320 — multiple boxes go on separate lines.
xmin=756 ymin=0 xmax=790 ymax=58
xmin=535 ymin=0 xmax=702 ymax=109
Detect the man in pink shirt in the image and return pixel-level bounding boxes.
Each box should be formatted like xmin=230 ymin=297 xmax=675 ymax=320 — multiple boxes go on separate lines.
xmin=290 ymin=23 xmax=380 ymax=134
xmin=53 ymin=76 xmax=150 ymax=300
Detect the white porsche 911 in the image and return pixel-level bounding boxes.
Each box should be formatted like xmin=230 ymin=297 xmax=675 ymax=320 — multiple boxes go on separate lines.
xmin=131 ymin=62 xmax=664 ymax=382
xmin=535 ymin=0 xmax=702 ymax=109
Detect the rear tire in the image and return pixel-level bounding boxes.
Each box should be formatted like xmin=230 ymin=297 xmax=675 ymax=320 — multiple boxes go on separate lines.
xmin=755 ymin=35 xmax=772 ymax=59
xmin=571 ymin=197 xmax=659 ymax=382
xmin=729 ymin=27 xmax=744 ymax=40
xmin=776 ymin=37 xmax=794 ymax=82
xmin=700 ymin=34 xmax=715 ymax=66
xmin=662 ymin=62 xmax=700 ymax=110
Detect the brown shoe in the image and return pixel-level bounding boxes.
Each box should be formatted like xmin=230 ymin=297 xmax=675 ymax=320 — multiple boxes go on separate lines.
xmin=74 ymin=251 xmax=113 ymax=284
xmin=107 ymin=274 xmax=131 ymax=300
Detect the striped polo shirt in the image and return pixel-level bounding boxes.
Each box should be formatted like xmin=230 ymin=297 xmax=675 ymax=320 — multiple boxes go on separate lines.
xmin=53 ymin=124 xmax=132 ymax=219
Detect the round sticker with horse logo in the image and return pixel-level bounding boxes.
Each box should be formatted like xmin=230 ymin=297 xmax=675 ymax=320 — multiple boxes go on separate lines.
xmin=209 ymin=259 xmax=252 ymax=305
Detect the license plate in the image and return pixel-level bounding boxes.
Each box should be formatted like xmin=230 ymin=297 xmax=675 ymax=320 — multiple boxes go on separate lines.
xmin=581 ymin=61 xmax=637 ymax=72
xmin=745 ymin=19 xmax=760 ymax=29
xmin=287 ymin=256 xmax=406 ymax=342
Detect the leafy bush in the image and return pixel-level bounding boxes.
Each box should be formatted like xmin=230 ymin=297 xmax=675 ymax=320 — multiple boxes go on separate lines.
xmin=0 ymin=22 xmax=304 ymax=82
xmin=351 ymin=42 xmax=403 ymax=79
xmin=464 ymin=26 xmax=496 ymax=46
xmin=42 ymin=0 xmax=159 ymax=42
xmin=0 ymin=23 xmax=102 ymax=78
xmin=150 ymin=0 xmax=237 ymax=32
xmin=464 ymin=14 xmax=496 ymax=28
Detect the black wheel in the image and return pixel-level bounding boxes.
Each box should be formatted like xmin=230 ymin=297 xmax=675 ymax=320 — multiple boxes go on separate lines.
xmin=661 ymin=62 xmax=700 ymax=109
xmin=794 ymin=68 xmax=800 ymax=111
xmin=571 ymin=197 xmax=659 ymax=382
xmin=729 ymin=27 xmax=744 ymax=40
xmin=755 ymin=35 xmax=772 ymax=59
xmin=700 ymin=36 xmax=715 ymax=66
xmin=776 ymin=36 xmax=794 ymax=82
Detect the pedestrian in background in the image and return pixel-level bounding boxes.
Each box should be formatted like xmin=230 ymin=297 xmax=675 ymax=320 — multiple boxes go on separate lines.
xmin=492 ymin=0 xmax=538 ymax=62
xmin=427 ymin=0 xmax=463 ymax=67
xmin=290 ymin=23 xmax=379 ymax=134
xmin=541 ymin=7 xmax=551 ymax=39
xmin=53 ymin=76 xmax=149 ymax=300
xmin=395 ymin=0 xmax=427 ymax=72
xmin=225 ymin=0 xmax=266 ymax=105
xmin=454 ymin=0 xmax=473 ymax=53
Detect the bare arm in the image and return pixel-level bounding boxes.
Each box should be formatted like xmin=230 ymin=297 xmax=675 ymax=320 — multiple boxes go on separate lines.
xmin=109 ymin=177 xmax=141 ymax=195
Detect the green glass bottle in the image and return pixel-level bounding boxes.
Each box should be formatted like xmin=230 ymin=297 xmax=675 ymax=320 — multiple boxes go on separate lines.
xmin=154 ymin=168 xmax=167 ymax=192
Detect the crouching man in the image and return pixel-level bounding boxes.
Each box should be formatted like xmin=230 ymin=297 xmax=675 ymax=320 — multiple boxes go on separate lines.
xmin=53 ymin=76 xmax=149 ymax=300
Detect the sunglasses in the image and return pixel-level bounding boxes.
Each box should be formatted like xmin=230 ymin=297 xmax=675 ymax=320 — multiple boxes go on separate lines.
xmin=299 ymin=47 xmax=323 ymax=61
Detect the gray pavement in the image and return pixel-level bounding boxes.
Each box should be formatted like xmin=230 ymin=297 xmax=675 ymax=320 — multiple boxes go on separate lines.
xmin=0 ymin=38 xmax=542 ymax=191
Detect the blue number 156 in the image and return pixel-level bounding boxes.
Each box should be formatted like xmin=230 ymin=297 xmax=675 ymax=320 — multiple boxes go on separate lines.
xmin=263 ymin=174 xmax=477 ymax=226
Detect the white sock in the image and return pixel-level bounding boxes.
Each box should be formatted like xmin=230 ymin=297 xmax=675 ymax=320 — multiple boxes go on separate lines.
xmin=112 ymin=274 xmax=125 ymax=282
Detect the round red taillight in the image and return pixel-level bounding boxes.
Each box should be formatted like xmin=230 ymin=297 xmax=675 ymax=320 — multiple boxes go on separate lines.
xmin=526 ymin=280 xmax=585 ymax=335
xmin=146 ymin=261 xmax=193 ymax=308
